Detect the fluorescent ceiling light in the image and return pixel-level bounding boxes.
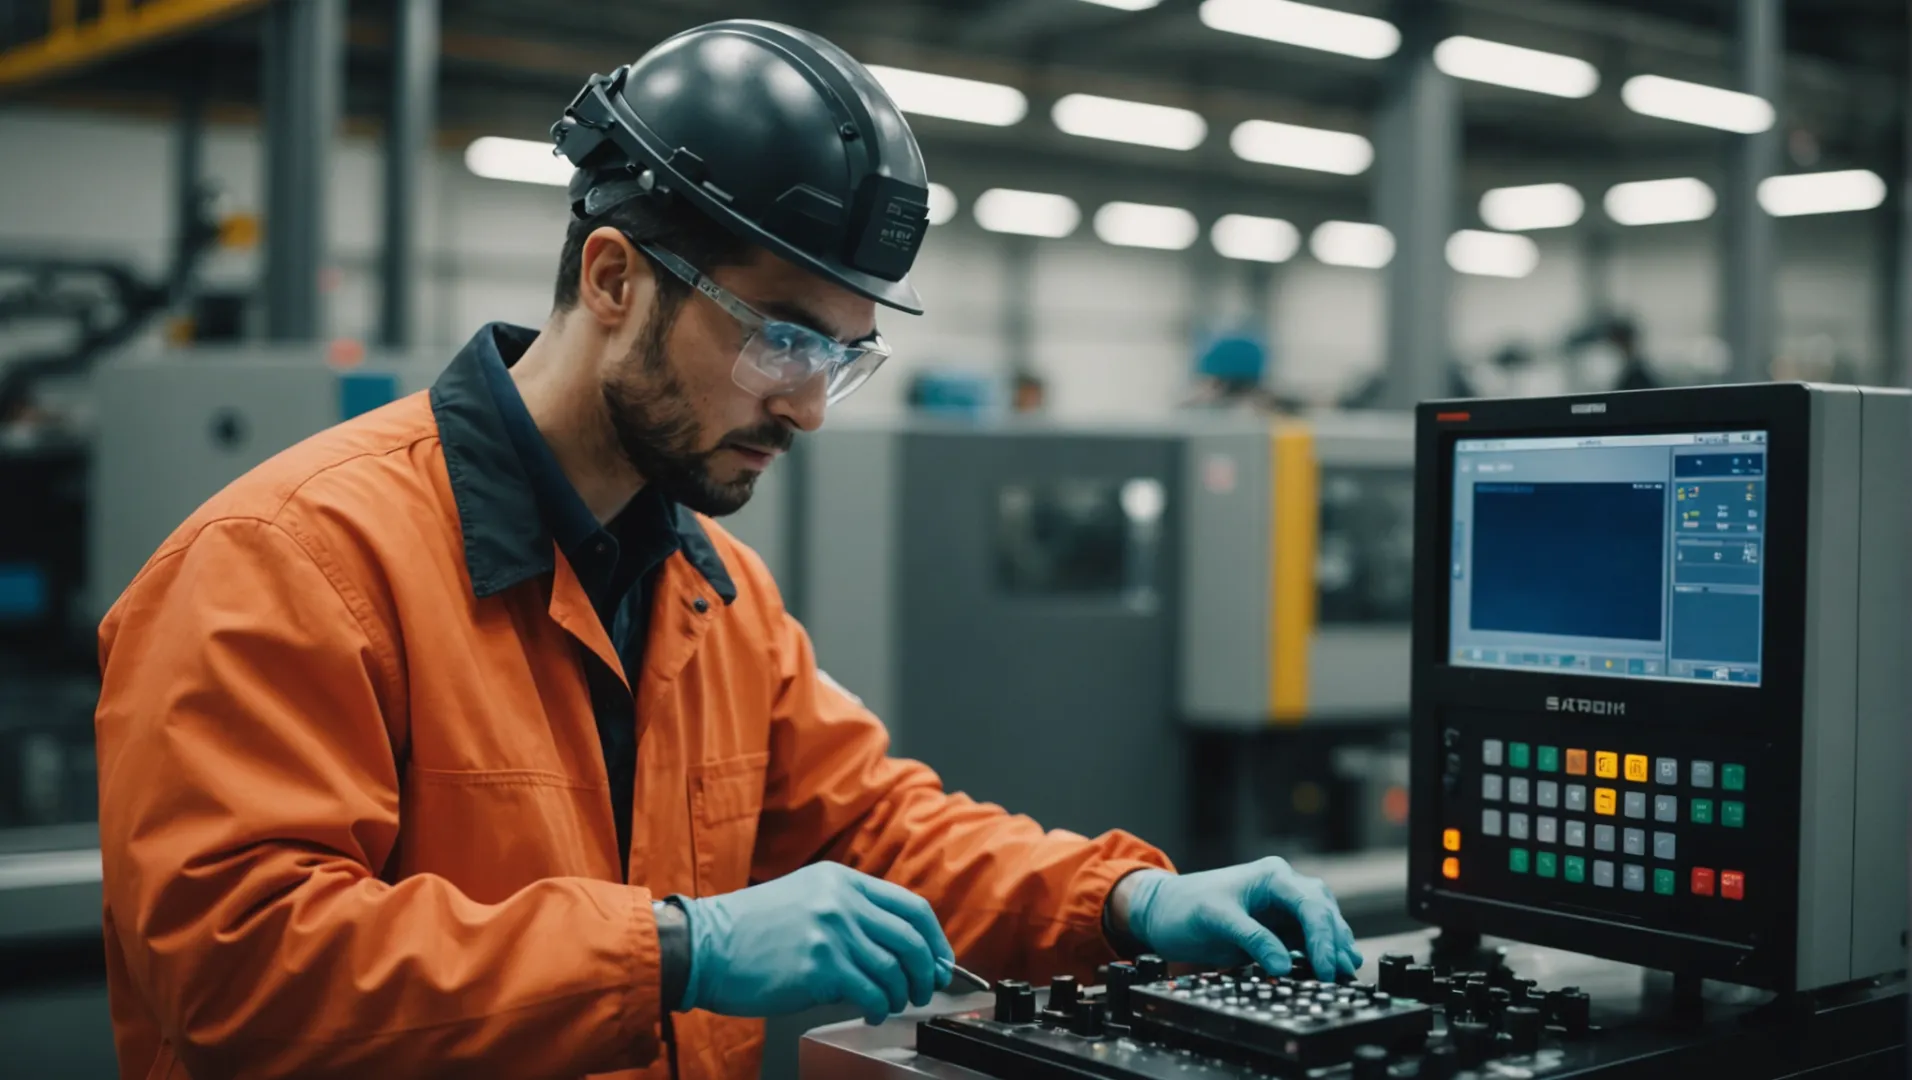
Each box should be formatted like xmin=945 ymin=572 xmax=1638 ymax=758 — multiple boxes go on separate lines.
xmin=974 ymin=188 xmax=1081 ymax=238
xmin=1446 ymin=229 xmax=1541 ymax=278
xmin=1093 ymin=201 xmax=1200 ymax=250
xmin=1211 ymin=214 xmax=1301 ymax=262
xmin=464 ymin=136 xmax=573 ymax=186
xmin=1052 ymin=93 xmax=1207 ymax=151
xmin=1433 ymin=36 xmax=1599 ymax=98
xmin=1604 ymin=177 xmax=1716 ymax=226
xmin=1077 ymin=0 xmax=1162 ymax=9
xmin=1479 ymin=183 xmax=1585 ymax=231
xmin=926 ymin=183 xmax=958 ymax=226
xmin=1310 ymin=221 xmax=1394 ymax=268
xmin=1758 ymin=169 xmax=1887 ymax=217
xmin=865 ymin=65 xmax=1028 ymax=127
xmin=1198 ymin=0 xmax=1399 ymax=59
xmin=1621 ymin=74 xmax=1774 ymax=134
xmin=1230 ymin=119 xmax=1373 ymax=175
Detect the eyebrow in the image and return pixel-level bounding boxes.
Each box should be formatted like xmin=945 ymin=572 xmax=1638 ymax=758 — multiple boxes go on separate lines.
xmin=755 ymin=298 xmax=877 ymax=346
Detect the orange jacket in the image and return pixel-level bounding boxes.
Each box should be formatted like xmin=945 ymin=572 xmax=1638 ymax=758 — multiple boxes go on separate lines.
xmin=93 ymin=337 xmax=1173 ymax=1080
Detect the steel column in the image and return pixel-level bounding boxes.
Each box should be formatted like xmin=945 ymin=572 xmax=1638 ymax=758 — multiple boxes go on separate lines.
xmin=1721 ymin=0 xmax=1782 ymax=384
xmin=380 ymin=0 xmax=438 ymax=348
xmin=261 ymin=0 xmax=344 ymax=342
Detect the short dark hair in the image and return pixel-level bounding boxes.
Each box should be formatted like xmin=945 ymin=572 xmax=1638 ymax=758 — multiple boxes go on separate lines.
xmin=552 ymin=191 xmax=755 ymax=312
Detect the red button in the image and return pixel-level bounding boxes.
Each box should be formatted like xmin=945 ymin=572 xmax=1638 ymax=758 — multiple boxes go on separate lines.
xmin=1691 ymin=868 xmax=1715 ymax=896
xmin=1721 ymin=870 xmax=1744 ymax=901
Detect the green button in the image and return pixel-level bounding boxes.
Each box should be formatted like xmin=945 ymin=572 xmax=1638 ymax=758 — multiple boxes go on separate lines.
xmin=1537 ymin=746 xmax=1560 ymax=773
xmin=1654 ymin=868 xmax=1676 ymax=895
xmin=1510 ymin=848 xmax=1530 ymax=874
xmin=1564 ymin=855 xmax=1586 ymax=883
xmin=1509 ymin=743 xmax=1531 ymax=769
xmin=1722 ymin=764 xmax=1746 ymax=791
xmin=1722 ymin=801 xmax=1745 ymax=828
xmin=1691 ymin=798 xmax=1714 ymax=825
xmin=1536 ymin=852 xmax=1557 ymax=878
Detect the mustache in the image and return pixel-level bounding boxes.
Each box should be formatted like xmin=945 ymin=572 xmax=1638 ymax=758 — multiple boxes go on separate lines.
xmin=719 ymin=423 xmax=794 ymax=454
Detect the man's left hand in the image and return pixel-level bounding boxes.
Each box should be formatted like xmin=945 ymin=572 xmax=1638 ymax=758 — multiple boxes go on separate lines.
xmin=1110 ymin=859 xmax=1363 ymax=981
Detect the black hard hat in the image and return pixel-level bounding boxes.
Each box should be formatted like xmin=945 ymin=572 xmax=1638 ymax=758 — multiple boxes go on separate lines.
xmin=551 ymin=19 xmax=931 ymax=315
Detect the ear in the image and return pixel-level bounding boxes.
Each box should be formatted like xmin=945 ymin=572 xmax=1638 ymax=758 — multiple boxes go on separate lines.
xmin=577 ymin=226 xmax=656 ymax=328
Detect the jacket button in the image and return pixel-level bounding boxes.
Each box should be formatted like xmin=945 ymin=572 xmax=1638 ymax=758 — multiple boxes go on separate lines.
xmin=693 ymin=597 xmax=709 ymax=613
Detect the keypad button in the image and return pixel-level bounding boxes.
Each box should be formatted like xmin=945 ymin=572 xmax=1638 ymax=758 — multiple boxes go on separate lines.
xmin=1483 ymin=774 xmax=1504 ymax=801
xmin=1691 ymin=867 xmax=1716 ymax=896
xmin=1509 ymin=743 xmax=1531 ymax=770
xmin=1655 ymin=757 xmax=1679 ymax=785
xmin=1564 ymin=855 xmax=1586 ymax=883
xmin=1653 ymin=831 xmax=1676 ymax=860
xmin=1594 ymin=788 xmax=1617 ymax=816
xmin=1593 ymin=860 xmax=1616 ymax=888
xmin=1691 ymin=761 xmax=1715 ymax=788
xmin=1721 ymin=870 xmax=1745 ymax=900
xmin=1565 ymin=749 xmax=1588 ymax=776
xmin=1690 ymin=798 xmax=1714 ymax=825
xmin=1482 ymin=809 xmax=1503 ymax=836
xmin=1654 ymin=868 xmax=1676 ymax=896
xmin=1565 ymin=784 xmax=1588 ymax=812
xmin=1722 ymin=764 xmax=1745 ymax=791
xmin=1443 ymin=828 xmax=1462 ymax=852
xmin=1537 ymin=816 xmax=1558 ymax=844
xmin=1623 ymin=791 xmax=1647 ymax=819
xmin=1537 ymin=781 xmax=1560 ymax=808
xmin=1623 ymin=864 xmax=1646 ymax=892
xmin=1722 ymin=801 xmax=1745 ymax=828
xmin=1509 ymin=777 xmax=1531 ymax=805
xmin=1508 ymin=813 xmax=1531 ymax=840
xmin=1510 ymin=848 xmax=1531 ymax=874
xmin=1536 ymin=852 xmax=1558 ymax=878
xmin=1482 ymin=739 xmax=1504 ymax=766
xmin=1624 ymin=755 xmax=1649 ymax=784
xmin=1537 ymin=746 xmax=1560 ymax=773
xmin=1654 ymin=795 xmax=1679 ymax=823
xmin=1443 ymin=857 xmax=1461 ymax=880
xmin=1595 ymin=752 xmax=1619 ymax=780
xmin=1564 ymin=820 xmax=1587 ymax=847
xmin=1623 ymin=828 xmax=1646 ymax=857
xmin=1593 ymin=824 xmax=1616 ymax=852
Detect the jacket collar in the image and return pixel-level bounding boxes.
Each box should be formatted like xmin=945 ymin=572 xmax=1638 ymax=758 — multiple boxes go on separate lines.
xmin=428 ymin=322 xmax=737 ymax=605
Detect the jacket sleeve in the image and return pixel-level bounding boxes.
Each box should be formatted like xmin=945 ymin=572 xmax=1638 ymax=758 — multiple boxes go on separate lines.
xmin=94 ymin=517 xmax=662 ymax=1080
xmin=749 ymin=601 xmax=1174 ymax=984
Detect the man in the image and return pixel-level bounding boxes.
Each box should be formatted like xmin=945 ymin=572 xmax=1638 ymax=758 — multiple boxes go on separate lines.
xmin=93 ymin=20 xmax=1359 ymax=1080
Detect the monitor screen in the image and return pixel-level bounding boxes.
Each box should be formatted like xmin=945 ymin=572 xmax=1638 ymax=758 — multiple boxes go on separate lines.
xmin=1448 ymin=430 xmax=1768 ymax=686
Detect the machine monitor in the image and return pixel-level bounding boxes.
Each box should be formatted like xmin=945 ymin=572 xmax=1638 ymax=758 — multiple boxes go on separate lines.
xmin=1408 ymin=384 xmax=1909 ymax=993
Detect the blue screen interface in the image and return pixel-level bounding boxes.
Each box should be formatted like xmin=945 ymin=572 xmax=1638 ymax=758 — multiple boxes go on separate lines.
xmin=1449 ymin=431 xmax=1768 ymax=687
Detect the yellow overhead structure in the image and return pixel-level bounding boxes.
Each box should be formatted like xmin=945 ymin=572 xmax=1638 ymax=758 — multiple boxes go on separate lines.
xmin=0 ymin=0 xmax=266 ymax=90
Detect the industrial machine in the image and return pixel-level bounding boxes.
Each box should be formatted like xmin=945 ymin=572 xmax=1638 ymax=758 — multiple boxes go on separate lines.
xmin=799 ymin=383 xmax=1909 ymax=1079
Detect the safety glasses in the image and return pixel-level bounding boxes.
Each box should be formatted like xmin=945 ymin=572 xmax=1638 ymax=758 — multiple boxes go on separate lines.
xmin=637 ymin=242 xmax=892 ymax=406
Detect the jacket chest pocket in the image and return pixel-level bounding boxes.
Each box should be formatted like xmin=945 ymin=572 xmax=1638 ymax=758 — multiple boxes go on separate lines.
xmin=688 ymin=751 xmax=769 ymax=896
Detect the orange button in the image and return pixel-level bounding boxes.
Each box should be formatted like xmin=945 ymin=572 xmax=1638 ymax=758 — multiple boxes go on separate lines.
xmin=1594 ymin=752 xmax=1619 ymax=779
xmin=1721 ymin=870 xmax=1745 ymax=901
xmin=1692 ymin=868 xmax=1716 ymax=896
xmin=1565 ymin=749 xmax=1588 ymax=776
xmin=1594 ymin=787 xmax=1617 ymax=816
xmin=1443 ymin=828 xmax=1462 ymax=852
xmin=1442 ymin=857 xmax=1461 ymax=880
xmin=1624 ymin=754 xmax=1649 ymax=783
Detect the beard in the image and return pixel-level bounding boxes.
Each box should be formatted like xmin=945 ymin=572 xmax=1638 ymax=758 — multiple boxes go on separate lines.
xmin=600 ymin=299 xmax=792 ymax=517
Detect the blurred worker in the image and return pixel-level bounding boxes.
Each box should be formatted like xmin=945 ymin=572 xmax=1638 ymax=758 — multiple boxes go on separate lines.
xmin=1181 ymin=332 xmax=1297 ymax=413
xmin=1011 ymin=370 xmax=1047 ymax=413
xmin=92 ymin=21 xmax=1360 ymax=1080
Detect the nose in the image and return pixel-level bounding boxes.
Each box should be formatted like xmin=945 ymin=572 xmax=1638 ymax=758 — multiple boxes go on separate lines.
xmin=766 ymin=370 xmax=828 ymax=433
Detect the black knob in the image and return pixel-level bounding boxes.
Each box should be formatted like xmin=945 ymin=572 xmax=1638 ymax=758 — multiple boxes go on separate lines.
xmin=1012 ymin=985 xmax=1038 ymax=1023
xmin=1443 ymin=727 xmax=1461 ymax=748
xmin=1445 ymin=985 xmax=1471 ymax=1020
xmin=1467 ymin=981 xmax=1492 ymax=1017
xmin=1451 ymin=1020 xmax=1495 ymax=1068
xmin=1070 ymin=999 xmax=1107 ymax=1037
xmin=1487 ymin=987 xmax=1511 ymax=1021
xmin=1422 ymin=1044 xmax=1459 ymax=1080
xmin=1352 ymin=1044 xmax=1390 ymax=1080
xmin=1105 ymin=962 xmax=1135 ymax=1022
xmin=1378 ymin=954 xmax=1412 ymax=995
xmin=1135 ymin=954 xmax=1168 ymax=983
xmin=1505 ymin=1005 xmax=1542 ymax=1054
xmin=1049 ymin=975 xmax=1079 ymax=1011
xmin=1557 ymin=989 xmax=1591 ymax=1036
xmin=994 ymin=979 xmax=1028 ymax=1022
xmin=1404 ymin=965 xmax=1435 ymax=1001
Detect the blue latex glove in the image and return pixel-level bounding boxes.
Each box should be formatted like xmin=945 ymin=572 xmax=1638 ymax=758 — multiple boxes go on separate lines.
xmin=679 ymin=863 xmax=956 ymax=1026
xmin=1119 ymin=858 xmax=1363 ymax=981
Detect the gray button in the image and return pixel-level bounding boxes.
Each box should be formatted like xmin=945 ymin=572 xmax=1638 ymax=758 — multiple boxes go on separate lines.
xmin=1654 ymin=831 xmax=1676 ymax=860
xmin=1564 ymin=784 xmax=1588 ymax=812
xmin=1623 ymin=828 xmax=1646 ymax=856
xmin=1483 ymin=774 xmax=1504 ymax=801
xmin=1482 ymin=808 xmax=1502 ymax=836
xmin=1655 ymin=795 xmax=1679 ymax=823
xmin=1593 ymin=860 xmax=1615 ymax=888
xmin=1564 ymin=820 xmax=1587 ymax=847
xmin=1624 ymin=791 xmax=1647 ymax=819
xmin=1594 ymin=824 xmax=1616 ymax=852
xmin=1483 ymin=739 xmax=1504 ymax=766
xmin=1691 ymin=761 xmax=1715 ymax=788
xmin=1537 ymin=780 xmax=1559 ymax=808
xmin=1656 ymin=757 xmax=1679 ymax=785
xmin=1508 ymin=813 xmax=1531 ymax=840
xmin=1509 ymin=777 xmax=1531 ymax=805
xmin=1537 ymin=816 xmax=1558 ymax=844
xmin=1623 ymin=864 xmax=1646 ymax=891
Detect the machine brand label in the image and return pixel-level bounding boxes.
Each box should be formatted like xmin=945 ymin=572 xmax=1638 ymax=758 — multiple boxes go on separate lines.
xmin=1570 ymin=402 xmax=1608 ymax=414
xmin=1546 ymin=696 xmax=1626 ymax=716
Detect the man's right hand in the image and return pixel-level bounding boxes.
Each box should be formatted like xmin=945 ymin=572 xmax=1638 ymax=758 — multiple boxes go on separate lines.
xmin=678 ymin=863 xmax=956 ymax=1025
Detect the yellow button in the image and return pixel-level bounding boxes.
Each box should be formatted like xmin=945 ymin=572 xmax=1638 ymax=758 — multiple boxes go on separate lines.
xmin=1442 ymin=856 xmax=1461 ymax=880
xmin=1594 ymin=787 xmax=1617 ymax=816
xmin=1595 ymin=751 xmax=1619 ymax=779
xmin=1443 ymin=828 xmax=1462 ymax=852
xmin=1624 ymin=754 xmax=1649 ymax=783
